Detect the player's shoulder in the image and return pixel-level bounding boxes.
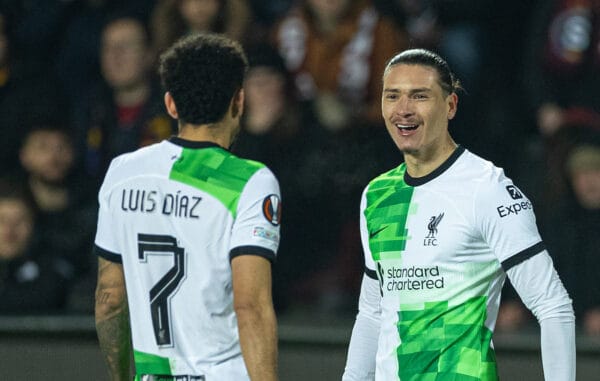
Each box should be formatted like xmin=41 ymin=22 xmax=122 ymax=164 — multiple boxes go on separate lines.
xmin=226 ymin=153 xmax=279 ymax=194
xmin=99 ymin=141 xmax=179 ymax=197
xmin=106 ymin=141 xmax=170 ymax=177
xmin=366 ymin=162 xmax=407 ymax=191
xmin=458 ymin=149 xmax=527 ymax=204
xmin=193 ymin=148 xmax=273 ymax=188
xmin=221 ymin=151 xmax=268 ymax=179
xmin=452 ymin=149 xmax=509 ymax=186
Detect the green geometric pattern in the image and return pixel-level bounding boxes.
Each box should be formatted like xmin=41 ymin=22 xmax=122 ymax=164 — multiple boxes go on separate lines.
xmin=133 ymin=349 xmax=173 ymax=379
xmin=365 ymin=164 xmax=415 ymax=261
xmin=169 ymin=147 xmax=264 ymax=216
xmin=397 ymin=296 xmax=498 ymax=380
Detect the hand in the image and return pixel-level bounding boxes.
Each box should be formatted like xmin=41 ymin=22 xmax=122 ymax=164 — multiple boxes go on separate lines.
xmin=583 ymin=308 xmax=600 ymax=336
xmin=496 ymin=300 xmax=529 ymax=332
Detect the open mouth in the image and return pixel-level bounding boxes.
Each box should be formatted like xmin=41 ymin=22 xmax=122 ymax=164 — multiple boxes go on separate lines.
xmin=395 ymin=124 xmax=419 ymax=131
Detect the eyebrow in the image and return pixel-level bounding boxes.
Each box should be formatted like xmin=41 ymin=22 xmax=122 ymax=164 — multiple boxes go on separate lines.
xmin=383 ymin=87 xmax=432 ymax=93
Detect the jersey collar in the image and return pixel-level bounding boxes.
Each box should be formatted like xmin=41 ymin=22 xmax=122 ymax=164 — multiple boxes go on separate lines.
xmin=169 ymin=136 xmax=226 ymax=150
xmin=404 ymin=145 xmax=466 ymax=186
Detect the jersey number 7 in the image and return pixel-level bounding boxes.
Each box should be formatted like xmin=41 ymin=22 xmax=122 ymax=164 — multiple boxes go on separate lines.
xmin=138 ymin=233 xmax=186 ymax=347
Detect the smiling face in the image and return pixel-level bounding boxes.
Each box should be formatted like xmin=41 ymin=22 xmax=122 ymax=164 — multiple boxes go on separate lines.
xmin=382 ymin=64 xmax=457 ymax=161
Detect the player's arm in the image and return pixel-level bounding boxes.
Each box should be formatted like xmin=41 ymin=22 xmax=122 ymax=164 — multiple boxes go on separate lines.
xmin=343 ymin=188 xmax=380 ymax=380
xmin=232 ymin=254 xmax=278 ymax=381
xmin=95 ymin=257 xmax=131 ymax=381
xmin=474 ymin=178 xmax=575 ymax=380
xmin=505 ymin=251 xmax=575 ymax=381
xmin=343 ymin=273 xmax=381 ymax=381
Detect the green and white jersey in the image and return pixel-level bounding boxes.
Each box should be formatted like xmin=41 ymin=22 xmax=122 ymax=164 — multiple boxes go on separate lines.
xmin=94 ymin=137 xmax=281 ymax=380
xmin=361 ymin=146 xmax=544 ymax=380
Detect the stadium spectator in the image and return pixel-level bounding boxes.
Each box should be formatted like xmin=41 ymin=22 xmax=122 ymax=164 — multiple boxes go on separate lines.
xmin=71 ymin=14 xmax=176 ymax=183
xmin=500 ymin=139 xmax=600 ymax=336
xmin=271 ymin=0 xmax=408 ymax=130
xmin=18 ymin=124 xmax=97 ymax=309
xmin=232 ymin=43 xmax=330 ymax=311
xmin=0 ymin=178 xmax=69 ymax=314
xmin=55 ymin=0 xmax=156 ymax=111
xmin=547 ymin=142 xmax=600 ymax=335
xmin=149 ymin=0 xmax=253 ymax=60
xmin=517 ymin=0 xmax=600 ymax=205
xmin=233 ymin=42 xmax=399 ymax=314
xmin=524 ymin=0 xmax=600 ymax=138
xmin=0 ymin=8 xmax=68 ymax=177
xmin=264 ymin=1 xmax=409 ymax=311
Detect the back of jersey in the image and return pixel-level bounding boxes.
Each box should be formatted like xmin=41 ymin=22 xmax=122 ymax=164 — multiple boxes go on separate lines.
xmin=94 ymin=138 xmax=281 ymax=378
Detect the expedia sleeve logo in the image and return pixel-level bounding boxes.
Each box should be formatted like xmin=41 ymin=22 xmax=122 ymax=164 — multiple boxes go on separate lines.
xmin=262 ymin=194 xmax=282 ymax=226
xmin=497 ymin=185 xmax=533 ymax=217
xmin=506 ymin=185 xmax=523 ymax=200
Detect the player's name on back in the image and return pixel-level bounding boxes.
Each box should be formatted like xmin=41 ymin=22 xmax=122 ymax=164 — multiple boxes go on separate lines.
xmin=120 ymin=188 xmax=202 ymax=219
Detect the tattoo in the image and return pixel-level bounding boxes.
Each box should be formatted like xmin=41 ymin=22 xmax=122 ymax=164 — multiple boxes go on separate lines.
xmin=96 ymin=291 xmax=111 ymax=305
xmin=96 ymin=303 xmax=131 ymax=381
xmin=95 ymin=258 xmax=131 ymax=380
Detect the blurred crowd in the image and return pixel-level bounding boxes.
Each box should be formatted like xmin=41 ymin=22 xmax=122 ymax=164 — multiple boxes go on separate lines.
xmin=0 ymin=0 xmax=597 ymax=336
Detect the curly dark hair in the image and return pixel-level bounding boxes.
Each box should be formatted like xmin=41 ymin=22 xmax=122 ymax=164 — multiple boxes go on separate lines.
xmin=159 ymin=33 xmax=248 ymax=125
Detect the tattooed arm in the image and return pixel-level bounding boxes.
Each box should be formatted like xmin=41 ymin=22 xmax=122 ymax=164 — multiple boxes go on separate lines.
xmin=95 ymin=257 xmax=131 ymax=381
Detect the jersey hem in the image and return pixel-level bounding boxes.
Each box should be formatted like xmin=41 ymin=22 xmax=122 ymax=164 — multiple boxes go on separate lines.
xmin=94 ymin=244 xmax=122 ymax=263
xmin=501 ymin=241 xmax=546 ymax=271
xmin=229 ymin=246 xmax=276 ymax=263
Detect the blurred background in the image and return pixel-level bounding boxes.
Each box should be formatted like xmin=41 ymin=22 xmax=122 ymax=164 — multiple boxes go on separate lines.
xmin=0 ymin=0 xmax=598 ymax=379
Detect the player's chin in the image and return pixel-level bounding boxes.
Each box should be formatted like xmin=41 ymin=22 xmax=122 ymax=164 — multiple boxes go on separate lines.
xmin=398 ymin=146 xmax=419 ymax=156
xmin=392 ymin=139 xmax=417 ymax=154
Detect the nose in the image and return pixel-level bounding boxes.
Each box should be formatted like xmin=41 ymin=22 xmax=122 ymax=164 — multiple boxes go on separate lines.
xmin=394 ymin=95 xmax=414 ymax=117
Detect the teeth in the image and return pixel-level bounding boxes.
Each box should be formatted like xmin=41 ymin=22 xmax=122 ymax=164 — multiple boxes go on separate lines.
xmin=396 ymin=124 xmax=418 ymax=129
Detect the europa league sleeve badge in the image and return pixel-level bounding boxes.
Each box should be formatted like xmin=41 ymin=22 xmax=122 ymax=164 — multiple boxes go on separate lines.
xmin=262 ymin=194 xmax=282 ymax=226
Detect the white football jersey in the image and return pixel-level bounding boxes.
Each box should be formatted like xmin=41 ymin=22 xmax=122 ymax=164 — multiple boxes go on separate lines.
xmin=94 ymin=137 xmax=281 ymax=380
xmin=360 ymin=146 xmax=544 ymax=380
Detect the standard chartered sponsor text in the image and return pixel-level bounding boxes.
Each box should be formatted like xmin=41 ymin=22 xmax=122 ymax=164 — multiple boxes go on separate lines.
xmin=385 ymin=265 xmax=445 ymax=291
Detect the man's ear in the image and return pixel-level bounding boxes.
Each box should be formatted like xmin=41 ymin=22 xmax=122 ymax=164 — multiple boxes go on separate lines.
xmin=231 ymin=88 xmax=244 ymax=119
xmin=447 ymin=92 xmax=458 ymax=120
xmin=164 ymin=92 xmax=179 ymax=119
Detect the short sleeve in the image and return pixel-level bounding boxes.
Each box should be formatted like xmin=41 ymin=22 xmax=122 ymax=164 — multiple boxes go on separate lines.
xmin=229 ymin=167 xmax=281 ymax=262
xmin=359 ymin=186 xmax=378 ymax=280
xmin=474 ymin=175 xmax=545 ymax=271
xmin=93 ymin=159 xmax=123 ymax=263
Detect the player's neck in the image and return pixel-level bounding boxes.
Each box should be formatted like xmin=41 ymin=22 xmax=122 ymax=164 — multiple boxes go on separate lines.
xmin=404 ymin=138 xmax=457 ymax=178
xmin=177 ymin=121 xmax=237 ymax=149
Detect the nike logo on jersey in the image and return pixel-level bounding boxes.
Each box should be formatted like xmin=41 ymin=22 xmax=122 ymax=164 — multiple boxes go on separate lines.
xmin=369 ymin=225 xmax=389 ymax=239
